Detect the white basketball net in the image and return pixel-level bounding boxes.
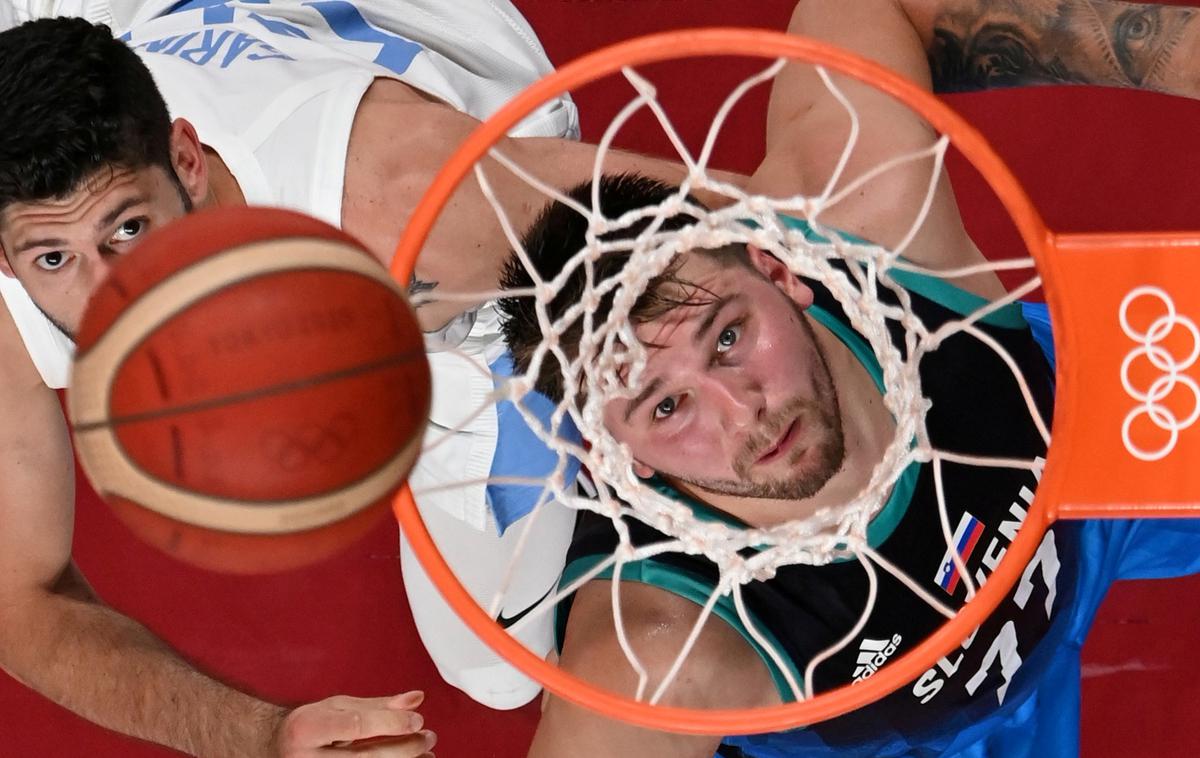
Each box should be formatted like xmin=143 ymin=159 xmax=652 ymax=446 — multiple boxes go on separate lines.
xmin=411 ymin=59 xmax=1050 ymax=706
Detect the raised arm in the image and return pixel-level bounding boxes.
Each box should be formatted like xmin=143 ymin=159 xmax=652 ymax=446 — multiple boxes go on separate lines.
xmin=748 ymin=0 xmax=1200 ymax=296
xmin=0 ymin=303 xmax=430 ymax=756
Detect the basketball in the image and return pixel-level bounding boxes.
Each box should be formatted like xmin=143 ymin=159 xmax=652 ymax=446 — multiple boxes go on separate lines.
xmin=67 ymin=207 xmax=430 ymax=574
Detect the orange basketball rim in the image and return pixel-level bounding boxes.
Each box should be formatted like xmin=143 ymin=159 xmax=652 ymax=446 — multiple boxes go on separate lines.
xmin=388 ymin=28 xmax=1200 ymax=734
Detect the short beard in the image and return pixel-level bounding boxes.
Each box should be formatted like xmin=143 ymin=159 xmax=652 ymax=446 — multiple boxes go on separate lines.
xmin=34 ymin=301 xmax=75 ymax=341
xmin=667 ymin=310 xmax=846 ymax=501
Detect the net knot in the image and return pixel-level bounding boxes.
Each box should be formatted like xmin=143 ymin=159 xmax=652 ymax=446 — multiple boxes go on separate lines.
xmin=582 ymin=289 xmax=602 ymax=311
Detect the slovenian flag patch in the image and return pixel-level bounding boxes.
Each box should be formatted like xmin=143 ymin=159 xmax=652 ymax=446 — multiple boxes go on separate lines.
xmin=934 ymin=512 xmax=985 ymax=595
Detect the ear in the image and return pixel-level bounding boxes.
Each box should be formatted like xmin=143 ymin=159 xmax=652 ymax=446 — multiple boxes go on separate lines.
xmin=0 ymin=247 xmax=14 ymax=279
xmin=168 ymin=118 xmax=210 ymax=208
xmin=745 ymin=244 xmax=814 ymax=310
xmin=632 ymin=460 xmax=655 ymax=479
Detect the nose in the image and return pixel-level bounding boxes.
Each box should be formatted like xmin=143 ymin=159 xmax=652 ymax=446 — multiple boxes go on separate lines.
xmin=82 ymin=249 xmax=121 ymax=296
xmin=700 ymin=370 xmax=765 ymax=431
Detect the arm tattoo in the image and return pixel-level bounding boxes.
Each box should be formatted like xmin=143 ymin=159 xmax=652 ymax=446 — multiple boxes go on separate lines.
xmin=1110 ymin=5 xmax=1179 ymax=85
xmin=928 ymin=1 xmax=1198 ymax=95
xmin=929 ymin=22 xmax=1076 ymax=91
xmin=407 ymin=272 xmax=438 ymax=307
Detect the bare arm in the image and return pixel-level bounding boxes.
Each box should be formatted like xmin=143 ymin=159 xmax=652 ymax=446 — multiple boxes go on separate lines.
xmin=0 ymin=304 xmax=428 ymax=757
xmin=0 ymin=301 xmax=286 ymax=755
xmin=528 ymin=581 xmax=779 ymax=758
xmin=750 ymin=0 xmax=1200 ymax=295
xmin=342 ymin=78 xmax=749 ymax=334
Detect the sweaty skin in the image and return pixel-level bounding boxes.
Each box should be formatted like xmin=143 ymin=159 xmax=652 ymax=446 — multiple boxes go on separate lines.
xmin=602 ymin=248 xmax=894 ymax=527
xmin=0 ymin=26 xmax=745 ymax=758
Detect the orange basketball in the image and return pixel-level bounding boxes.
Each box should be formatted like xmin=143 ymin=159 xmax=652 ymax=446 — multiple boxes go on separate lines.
xmin=68 ymin=207 xmax=430 ymax=574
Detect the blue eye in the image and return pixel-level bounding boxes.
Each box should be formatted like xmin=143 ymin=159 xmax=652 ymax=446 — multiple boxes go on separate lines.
xmin=716 ymin=324 xmax=740 ymax=353
xmin=653 ymin=396 xmax=678 ymax=420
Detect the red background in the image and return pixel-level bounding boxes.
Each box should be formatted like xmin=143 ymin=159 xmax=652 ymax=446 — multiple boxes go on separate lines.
xmin=4 ymin=1 xmax=1199 ymax=756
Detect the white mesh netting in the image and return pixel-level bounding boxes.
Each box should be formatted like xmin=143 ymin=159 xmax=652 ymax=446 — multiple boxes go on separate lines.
xmin=409 ymin=59 xmax=1051 ymax=705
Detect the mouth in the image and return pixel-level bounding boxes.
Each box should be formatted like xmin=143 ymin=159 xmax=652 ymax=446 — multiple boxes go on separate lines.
xmin=756 ymin=416 xmax=801 ymax=465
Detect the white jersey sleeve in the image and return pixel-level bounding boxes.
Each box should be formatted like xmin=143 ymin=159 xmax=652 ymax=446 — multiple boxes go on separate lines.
xmin=1 ymin=0 xmax=577 ymax=391
xmin=0 ymin=277 xmax=73 ymax=389
xmin=0 ymin=0 xmax=153 ymax=31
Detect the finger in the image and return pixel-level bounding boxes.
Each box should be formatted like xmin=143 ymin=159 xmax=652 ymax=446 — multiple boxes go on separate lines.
xmin=325 ymin=730 xmax=436 ymax=757
xmin=386 ymin=691 xmax=425 ymax=710
xmin=323 ymin=691 xmax=424 ymax=712
xmin=282 ymin=693 xmax=430 ymax=752
xmin=322 ymin=707 xmax=426 ymax=744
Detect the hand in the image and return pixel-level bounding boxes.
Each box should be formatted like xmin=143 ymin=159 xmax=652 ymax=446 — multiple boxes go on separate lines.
xmin=275 ymin=690 xmax=436 ymax=757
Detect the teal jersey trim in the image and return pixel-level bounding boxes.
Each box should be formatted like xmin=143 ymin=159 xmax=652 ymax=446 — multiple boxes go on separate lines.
xmin=552 ymin=287 xmax=922 ymax=701
xmin=773 ymin=214 xmax=1028 ymax=329
xmin=555 ymin=553 xmax=805 ymax=702
xmin=553 ymin=213 xmax=1027 ymax=703
xmin=804 ymin=303 xmax=919 ymax=548
xmin=887 ymin=267 xmax=1027 ymax=329
xmin=643 ymin=298 xmax=920 ymax=551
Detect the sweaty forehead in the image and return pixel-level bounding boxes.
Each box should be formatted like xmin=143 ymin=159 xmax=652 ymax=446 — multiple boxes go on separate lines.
xmin=632 ymin=278 xmax=747 ymax=351
xmin=1 ymin=167 xmax=146 ymax=236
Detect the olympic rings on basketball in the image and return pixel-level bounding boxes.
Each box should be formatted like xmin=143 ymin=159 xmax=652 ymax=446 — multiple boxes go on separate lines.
xmin=1119 ymin=286 xmax=1200 ymax=461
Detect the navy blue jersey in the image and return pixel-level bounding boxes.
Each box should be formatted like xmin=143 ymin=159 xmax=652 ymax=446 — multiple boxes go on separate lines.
xmin=557 ymin=257 xmax=1078 ymax=752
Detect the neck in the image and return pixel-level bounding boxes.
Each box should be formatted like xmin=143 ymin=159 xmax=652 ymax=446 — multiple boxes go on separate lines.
xmin=201 ymin=146 xmax=246 ymax=208
xmin=677 ymin=314 xmax=896 ymax=529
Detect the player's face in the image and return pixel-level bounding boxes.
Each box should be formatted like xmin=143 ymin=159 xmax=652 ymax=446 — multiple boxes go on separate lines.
xmin=602 ymin=250 xmax=846 ymax=501
xmin=0 ymin=164 xmax=192 ymax=338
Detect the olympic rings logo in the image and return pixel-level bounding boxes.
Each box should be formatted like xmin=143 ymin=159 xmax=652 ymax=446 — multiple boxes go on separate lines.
xmin=1119 ymin=286 xmax=1200 ymax=461
xmin=261 ymin=413 xmax=357 ymax=471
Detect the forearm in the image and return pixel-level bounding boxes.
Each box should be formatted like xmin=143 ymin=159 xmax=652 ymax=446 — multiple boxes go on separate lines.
xmin=904 ymin=0 xmax=1200 ymax=96
xmin=2 ymin=569 xmax=284 ymax=757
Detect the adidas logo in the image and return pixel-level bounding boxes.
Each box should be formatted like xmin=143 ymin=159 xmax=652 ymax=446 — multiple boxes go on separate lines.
xmin=852 ymin=633 xmax=903 ymax=682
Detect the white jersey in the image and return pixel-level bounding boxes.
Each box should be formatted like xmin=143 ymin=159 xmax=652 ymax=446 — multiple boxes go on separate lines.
xmin=0 ymin=0 xmax=577 ymax=390
xmin=1 ymin=1 xmax=579 ymax=706
xmin=0 ymin=0 xmax=141 ymax=30
xmin=0 ymin=0 xmax=578 ymax=388
xmin=1 ymin=0 xmax=575 ymax=531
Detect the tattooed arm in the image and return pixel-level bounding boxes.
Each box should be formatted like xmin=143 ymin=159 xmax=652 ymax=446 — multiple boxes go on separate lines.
xmin=901 ymin=0 xmax=1200 ymax=95
xmin=750 ymin=0 xmax=1200 ymax=293
xmin=408 ymin=272 xmax=438 ymax=303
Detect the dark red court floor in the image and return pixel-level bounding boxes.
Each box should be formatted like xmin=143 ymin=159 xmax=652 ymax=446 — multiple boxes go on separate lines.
xmin=4 ymin=1 xmax=1200 ymax=755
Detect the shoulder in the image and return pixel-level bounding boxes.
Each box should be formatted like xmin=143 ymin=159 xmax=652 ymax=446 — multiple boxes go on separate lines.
xmin=560 ymin=578 xmax=779 ymax=709
xmin=340 ymin=77 xmax=486 ymax=264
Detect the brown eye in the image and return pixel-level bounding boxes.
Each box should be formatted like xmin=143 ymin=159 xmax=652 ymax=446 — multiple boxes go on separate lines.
xmin=34 ymin=251 xmax=68 ymax=271
xmin=111 ymin=218 xmax=146 ymax=243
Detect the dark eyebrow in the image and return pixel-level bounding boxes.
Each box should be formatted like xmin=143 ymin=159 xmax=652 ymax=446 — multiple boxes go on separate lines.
xmin=623 ymin=376 xmax=663 ymax=424
xmin=691 ymin=293 xmax=741 ymax=346
xmin=97 ymin=195 xmax=147 ymax=231
xmin=12 ymin=237 xmax=69 ymax=256
xmin=11 ymin=195 xmax=148 ymax=256
xmin=620 ymin=293 xmax=744 ymax=423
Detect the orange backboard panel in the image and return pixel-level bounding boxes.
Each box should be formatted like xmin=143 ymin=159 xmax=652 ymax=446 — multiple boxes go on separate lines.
xmin=1044 ymin=233 xmax=1200 ymax=518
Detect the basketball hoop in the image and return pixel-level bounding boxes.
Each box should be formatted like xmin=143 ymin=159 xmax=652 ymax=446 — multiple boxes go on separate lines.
xmin=389 ymin=28 xmax=1200 ymax=734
